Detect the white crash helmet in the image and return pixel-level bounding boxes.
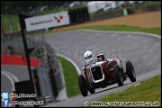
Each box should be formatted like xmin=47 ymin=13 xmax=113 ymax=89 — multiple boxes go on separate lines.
xmin=84 ymin=50 xmax=94 ymax=62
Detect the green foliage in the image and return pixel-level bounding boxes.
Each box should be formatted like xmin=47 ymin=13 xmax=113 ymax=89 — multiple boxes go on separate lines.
xmin=1 ymin=14 xmax=19 ymax=32
xmin=50 ymin=25 xmax=161 ymax=36
xmin=57 ymin=56 xmax=80 ymax=97
xmin=87 ymin=75 xmax=161 ymax=107
xmin=78 ymin=25 xmax=161 ymax=35
xmin=101 ymin=75 xmax=161 ymax=101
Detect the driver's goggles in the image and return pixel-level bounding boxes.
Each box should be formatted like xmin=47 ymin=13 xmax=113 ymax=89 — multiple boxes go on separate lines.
xmin=85 ymin=55 xmax=92 ymax=60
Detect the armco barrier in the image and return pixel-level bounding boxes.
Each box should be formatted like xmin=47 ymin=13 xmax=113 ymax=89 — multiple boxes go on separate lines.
xmin=1 ymin=54 xmax=41 ymax=67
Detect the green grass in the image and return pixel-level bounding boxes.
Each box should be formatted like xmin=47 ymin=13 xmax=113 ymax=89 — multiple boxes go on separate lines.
xmin=1 ymin=14 xmax=19 ymax=32
xmin=42 ymin=25 xmax=161 ymax=36
xmin=65 ymin=25 xmax=161 ymax=35
xmin=86 ymin=75 xmax=161 ymax=107
xmin=57 ymin=56 xmax=80 ymax=97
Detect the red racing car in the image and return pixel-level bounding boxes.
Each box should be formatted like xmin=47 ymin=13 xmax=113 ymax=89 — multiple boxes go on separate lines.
xmin=78 ymin=54 xmax=136 ymax=97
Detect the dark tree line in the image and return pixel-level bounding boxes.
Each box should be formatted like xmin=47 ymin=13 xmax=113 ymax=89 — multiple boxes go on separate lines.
xmin=1 ymin=1 xmax=75 ymax=14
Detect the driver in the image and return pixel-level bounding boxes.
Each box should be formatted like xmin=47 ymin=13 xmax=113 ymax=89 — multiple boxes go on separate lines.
xmin=84 ymin=50 xmax=96 ymax=65
xmin=83 ymin=50 xmax=96 ymax=78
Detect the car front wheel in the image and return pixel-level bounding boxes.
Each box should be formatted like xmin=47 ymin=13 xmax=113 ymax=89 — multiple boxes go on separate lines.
xmin=114 ymin=65 xmax=124 ymax=86
xmin=78 ymin=75 xmax=88 ymax=97
xmin=89 ymin=88 xmax=95 ymax=94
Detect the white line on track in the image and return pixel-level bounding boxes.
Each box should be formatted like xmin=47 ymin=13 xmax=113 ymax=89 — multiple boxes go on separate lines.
xmin=1 ymin=71 xmax=19 ymax=91
xmin=5 ymin=71 xmax=19 ymax=82
xmin=77 ymin=29 xmax=161 ymax=38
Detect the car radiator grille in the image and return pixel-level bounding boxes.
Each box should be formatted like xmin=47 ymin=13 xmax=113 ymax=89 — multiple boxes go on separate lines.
xmin=91 ymin=66 xmax=103 ymax=81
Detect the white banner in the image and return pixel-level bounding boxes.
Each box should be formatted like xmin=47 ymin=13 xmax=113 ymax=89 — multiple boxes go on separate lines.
xmin=25 ymin=12 xmax=70 ymax=31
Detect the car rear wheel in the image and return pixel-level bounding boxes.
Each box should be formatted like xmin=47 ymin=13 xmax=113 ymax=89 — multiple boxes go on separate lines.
xmin=78 ymin=75 xmax=88 ymax=97
xmin=126 ymin=61 xmax=136 ymax=82
xmin=114 ymin=65 xmax=124 ymax=86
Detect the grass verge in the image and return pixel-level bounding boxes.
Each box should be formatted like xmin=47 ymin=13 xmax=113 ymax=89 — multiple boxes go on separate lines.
xmin=53 ymin=25 xmax=161 ymax=35
xmin=81 ymin=25 xmax=161 ymax=35
xmin=26 ymin=25 xmax=161 ymax=38
xmin=86 ymin=75 xmax=161 ymax=107
xmin=1 ymin=14 xmax=19 ymax=33
xmin=57 ymin=56 xmax=80 ymax=98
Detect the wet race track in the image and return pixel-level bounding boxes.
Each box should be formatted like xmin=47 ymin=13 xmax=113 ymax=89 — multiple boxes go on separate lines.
xmin=1 ymin=30 xmax=161 ymax=107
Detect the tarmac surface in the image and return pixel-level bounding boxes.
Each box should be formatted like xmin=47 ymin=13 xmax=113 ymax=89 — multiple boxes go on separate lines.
xmin=1 ymin=30 xmax=161 ymax=107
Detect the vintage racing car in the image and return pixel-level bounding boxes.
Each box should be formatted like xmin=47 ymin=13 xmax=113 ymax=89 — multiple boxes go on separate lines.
xmin=78 ymin=54 xmax=136 ymax=97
